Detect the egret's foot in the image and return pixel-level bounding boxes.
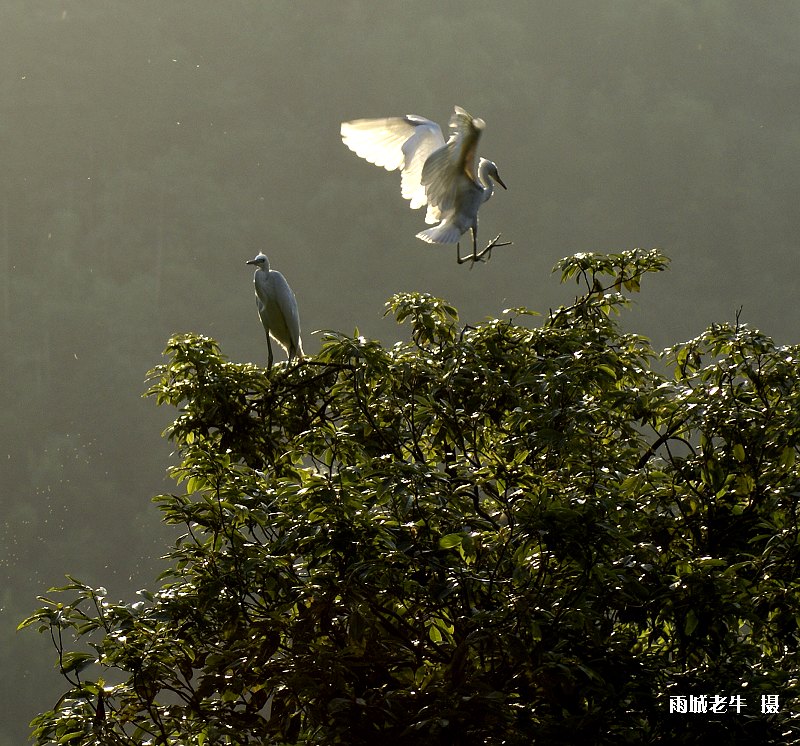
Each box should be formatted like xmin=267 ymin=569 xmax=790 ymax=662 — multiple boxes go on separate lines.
xmin=456 ymin=234 xmax=512 ymax=266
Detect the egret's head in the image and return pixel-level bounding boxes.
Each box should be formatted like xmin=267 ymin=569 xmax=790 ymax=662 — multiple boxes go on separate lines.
xmin=480 ymin=158 xmax=506 ymax=190
xmin=246 ymin=253 xmax=270 ymax=271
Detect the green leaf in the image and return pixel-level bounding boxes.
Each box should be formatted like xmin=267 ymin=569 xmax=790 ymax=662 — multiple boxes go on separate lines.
xmin=58 ymin=731 xmax=87 ymax=744
xmin=59 ymin=652 xmax=96 ymax=674
xmin=438 ymin=534 xmax=463 ymax=550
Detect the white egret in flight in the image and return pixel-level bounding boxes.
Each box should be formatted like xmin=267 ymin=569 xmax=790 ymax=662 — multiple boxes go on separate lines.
xmin=341 ymin=106 xmax=509 ymax=264
xmin=246 ymin=253 xmax=304 ymax=368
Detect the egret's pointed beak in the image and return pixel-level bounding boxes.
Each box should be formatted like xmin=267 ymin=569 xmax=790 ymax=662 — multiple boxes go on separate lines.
xmin=246 ymin=258 xmax=258 ymax=265
xmin=496 ymin=174 xmax=507 ymax=190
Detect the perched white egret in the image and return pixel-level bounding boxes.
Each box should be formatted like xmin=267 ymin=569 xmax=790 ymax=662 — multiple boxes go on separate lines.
xmin=246 ymin=253 xmax=304 ymax=368
xmin=341 ymin=106 xmax=509 ymax=264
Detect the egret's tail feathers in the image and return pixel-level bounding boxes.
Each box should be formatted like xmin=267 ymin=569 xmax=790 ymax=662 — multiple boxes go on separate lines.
xmin=416 ymin=221 xmax=463 ymax=245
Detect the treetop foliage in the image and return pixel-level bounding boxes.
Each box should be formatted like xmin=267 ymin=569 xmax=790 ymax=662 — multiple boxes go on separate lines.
xmin=21 ymin=250 xmax=800 ymax=744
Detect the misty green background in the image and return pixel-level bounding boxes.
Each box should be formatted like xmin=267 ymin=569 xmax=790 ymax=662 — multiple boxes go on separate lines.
xmin=2 ymin=1 xmax=799 ymax=742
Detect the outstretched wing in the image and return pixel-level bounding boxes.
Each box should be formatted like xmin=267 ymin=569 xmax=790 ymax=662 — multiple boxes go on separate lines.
xmin=420 ymin=106 xmax=484 ymax=221
xmin=340 ymin=115 xmax=432 ymax=171
xmin=398 ymin=121 xmax=446 ymax=209
xmin=341 ymin=115 xmax=445 ymax=211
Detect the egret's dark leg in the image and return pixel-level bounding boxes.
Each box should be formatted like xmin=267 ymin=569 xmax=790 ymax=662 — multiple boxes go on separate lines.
xmin=266 ymin=334 xmax=274 ymax=369
xmin=479 ymin=228 xmax=492 ymax=262
xmin=456 ymin=230 xmax=480 ymax=265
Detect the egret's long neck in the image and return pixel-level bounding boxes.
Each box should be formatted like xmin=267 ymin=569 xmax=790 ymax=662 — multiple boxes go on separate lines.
xmin=478 ymin=160 xmax=496 ymax=201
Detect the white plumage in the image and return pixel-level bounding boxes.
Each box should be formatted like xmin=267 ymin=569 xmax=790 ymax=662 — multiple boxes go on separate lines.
xmin=246 ymin=253 xmax=304 ymax=368
xmin=341 ymin=106 xmax=507 ymax=263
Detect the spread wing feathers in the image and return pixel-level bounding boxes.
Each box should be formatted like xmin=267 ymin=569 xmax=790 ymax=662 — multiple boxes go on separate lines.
xmin=399 ymin=123 xmax=446 ymax=209
xmin=340 ymin=115 xmax=442 ymax=173
xmin=420 ymin=106 xmax=484 ymax=220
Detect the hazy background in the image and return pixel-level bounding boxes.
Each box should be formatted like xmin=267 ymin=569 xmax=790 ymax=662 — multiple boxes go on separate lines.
xmin=2 ymin=1 xmax=799 ymax=741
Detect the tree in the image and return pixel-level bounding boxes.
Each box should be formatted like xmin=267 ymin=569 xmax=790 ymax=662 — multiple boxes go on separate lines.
xmin=21 ymin=250 xmax=800 ymax=744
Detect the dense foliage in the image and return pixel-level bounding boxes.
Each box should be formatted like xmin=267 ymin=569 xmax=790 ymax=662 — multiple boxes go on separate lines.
xmin=22 ymin=251 xmax=800 ymax=744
